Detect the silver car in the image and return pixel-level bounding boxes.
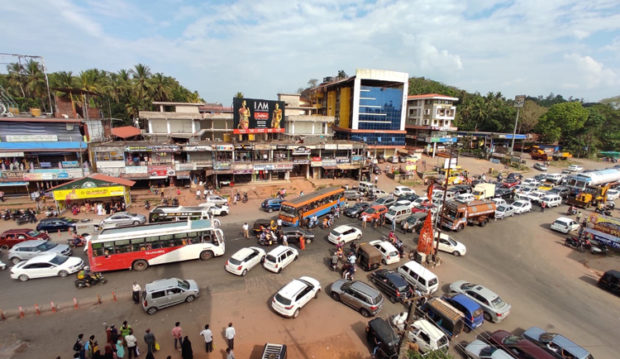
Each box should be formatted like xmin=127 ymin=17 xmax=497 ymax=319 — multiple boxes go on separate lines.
xmin=142 ymin=278 xmax=200 ymax=315
xmin=100 ymin=212 xmax=146 ymax=228
xmin=329 ymin=279 xmax=384 ymax=317
xmin=449 ymin=280 xmax=511 ymax=323
xmin=8 ymin=239 xmax=72 ymax=264
xmin=495 ymin=205 xmax=515 ymax=219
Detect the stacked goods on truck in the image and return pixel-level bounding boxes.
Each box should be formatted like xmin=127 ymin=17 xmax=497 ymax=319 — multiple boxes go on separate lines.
xmin=440 ymin=200 xmax=496 ymax=231
xmin=585 ymin=214 xmax=620 ymax=249
xmin=472 ymin=183 xmax=495 ymax=200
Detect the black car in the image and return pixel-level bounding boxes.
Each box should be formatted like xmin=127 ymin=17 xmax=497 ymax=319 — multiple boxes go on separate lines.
xmin=494 ymin=187 xmax=514 ymax=200
xmin=399 ymin=193 xmax=420 ymax=203
xmin=345 ymin=202 xmax=370 ymax=218
xmin=280 ymin=227 xmax=315 ymax=243
xmin=366 ymin=318 xmax=399 ymax=359
xmin=401 ymin=212 xmax=428 ymax=233
xmin=36 ymin=217 xmax=76 ymax=232
xmin=449 ymin=185 xmax=472 ymax=194
xmin=369 ymin=269 xmax=413 ymax=303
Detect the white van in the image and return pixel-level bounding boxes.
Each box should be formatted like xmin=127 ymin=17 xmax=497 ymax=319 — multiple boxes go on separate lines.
xmin=263 ymin=246 xmax=299 ymax=273
xmin=385 ymin=205 xmax=412 ymax=224
xmin=545 ymin=173 xmax=564 ymax=184
xmin=397 ymin=261 xmax=439 ymax=295
xmin=455 ymin=193 xmax=474 ymax=203
xmin=407 ymin=319 xmax=450 ymax=353
xmin=358 ymin=181 xmax=375 ymax=193
xmin=540 ymin=194 xmax=562 ymax=208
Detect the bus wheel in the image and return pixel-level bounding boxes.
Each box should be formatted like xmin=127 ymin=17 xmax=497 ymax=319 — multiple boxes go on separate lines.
xmin=200 ymin=251 xmax=214 ymax=260
xmin=132 ymin=259 xmax=148 ymax=271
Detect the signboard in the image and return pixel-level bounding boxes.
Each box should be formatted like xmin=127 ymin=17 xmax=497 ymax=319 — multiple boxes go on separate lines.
xmin=311 ymin=161 xmax=322 ymax=167
xmin=6 ymin=135 xmax=57 ymax=142
xmin=0 ymin=152 xmax=25 ymax=157
xmin=293 ymin=159 xmax=310 ymax=165
xmin=215 ymin=144 xmax=234 ymax=151
xmin=351 ymin=155 xmax=364 ymax=162
xmin=292 ymin=146 xmax=311 ymax=156
xmin=589 ymin=214 xmax=620 ymax=238
xmin=336 ymin=157 xmax=350 ymax=164
xmin=53 ymin=186 xmax=126 ymax=200
xmin=175 ymin=163 xmax=196 ymax=171
xmin=214 ymin=162 xmax=232 ymax=171
xmin=324 ymin=144 xmax=337 ymax=150
xmin=232 ymin=163 xmax=253 ymax=174
xmin=0 ymin=170 xmax=24 ymax=180
xmin=124 ymin=166 xmax=148 ymax=174
xmin=184 ymin=145 xmax=212 ymax=151
xmin=61 ymin=161 xmax=79 ymax=168
xmin=148 ymin=165 xmax=175 ymax=177
xmin=233 ymin=97 xmax=285 ymax=134
xmin=176 ymin=171 xmax=191 ymax=179
xmin=443 ymin=158 xmax=458 ymax=169
xmin=514 ymin=95 xmax=526 ymax=108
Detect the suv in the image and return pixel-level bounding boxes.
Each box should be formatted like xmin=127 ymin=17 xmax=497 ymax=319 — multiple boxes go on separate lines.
xmin=366 ymin=318 xmax=399 ymax=359
xmin=373 ymin=196 xmax=396 ymax=208
xmin=0 ymin=229 xmax=49 ymax=250
xmin=142 ymin=278 xmax=200 ymax=315
xmin=263 ymin=246 xmax=299 ymax=273
xmin=8 ymin=239 xmax=72 ymax=264
xmin=280 ymin=227 xmax=315 ymax=244
xmin=369 ymin=269 xmax=413 ymax=303
xmin=271 ymin=276 xmax=321 ymax=318
xmin=261 ymin=198 xmax=284 ymax=213
xmin=449 ymin=280 xmax=511 ymax=323
xmin=329 ymin=279 xmax=384 ymax=317
xmin=36 ymin=217 xmax=76 ymax=232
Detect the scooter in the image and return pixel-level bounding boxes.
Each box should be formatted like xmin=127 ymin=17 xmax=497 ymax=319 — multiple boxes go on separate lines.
xmin=75 ymin=272 xmax=107 ymax=288
xmin=144 ymin=201 xmax=151 ymax=210
xmin=567 ymin=206 xmax=577 ymax=216
xmin=564 ymin=236 xmax=585 ymax=252
xmin=15 ymin=213 xmax=36 ymax=225
xmin=67 ymin=235 xmax=86 ymax=248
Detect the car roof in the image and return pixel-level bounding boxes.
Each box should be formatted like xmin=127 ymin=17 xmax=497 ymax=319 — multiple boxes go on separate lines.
xmin=554 ymin=217 xmax=573 ymax=223
xmin=470 ymin=284 xmax=499 ymax=299
xmin=268 ymin=245 xmax=295 ymax=256
xmin=12 ymin=239 xmax=46 ymax=248
xmin=23 ymin=253 xmax=60 ymax=263
xmin=333 ymin=225 xmax=353 ymax=232
xmin=145 ymin=278 xmax=184 ymax=291
xmin=445 ymin=293 xmax=481 ymax=312
xmin=232 ymin=247 xmax=258 ymax=260
xmin=277 ymin=279 xmax=309 ymax=299
xmin=2 ymin=229 xmax=33 ymax=235
xmin=413 ymin=319 xmax=446 ymax=339
xmin=350 ymin=280 xmax=379 ymax=295
xmin=524 ymin=327 xmax=590 ymax=358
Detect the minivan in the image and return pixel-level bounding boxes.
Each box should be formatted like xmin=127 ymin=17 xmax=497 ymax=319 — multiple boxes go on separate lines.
xmin=442 ymin=293 xmax=484 ymax=331
xmin=598 ymin=270 xmax=620 ymax=296
xmin=263 ymin=246 xmax=299 ymax=273
xmin=398 ymin=261 xmax=439 ymax=295
xmin=417 ymin=297 xmax=465 ymax=338
xmin=142 ymin=278 xmax=200 ymax=315
xmin=261 ymin=198 xmax=284 ymax=213
xmin=407 ymin=319 xmax=450 ymax=354
xmin=358 ymin=181 xmax=375 ymax=193
xmin=385 ymin=205 xmax=412 ymax=224
xmin=523 ymin=326 xmax=593 ymax=359
xmin=540 ymin=194 xmax=562 ymax=208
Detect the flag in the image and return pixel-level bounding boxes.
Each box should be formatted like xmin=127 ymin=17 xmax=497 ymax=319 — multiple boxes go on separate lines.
xmin=417 ymin=210 xmax=434 ymax=255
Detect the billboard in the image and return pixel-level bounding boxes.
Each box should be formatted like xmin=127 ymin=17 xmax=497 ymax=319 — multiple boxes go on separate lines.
xmin=233 ymin=98 xmax=285 ymax=134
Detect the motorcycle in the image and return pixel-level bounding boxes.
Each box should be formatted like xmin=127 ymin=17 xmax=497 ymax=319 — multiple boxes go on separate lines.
xmin=595 ymin=207 xmax=612 ymax=216
xmin=15 ymin=212 xmax=37 ymax=225
xmin=67 ymin=235 xmax=86 ymax=248
xmin=564 ymin=236 xmax=585 ymax=252
xmin=144 ymin=200 xmax=151 ymax=210
xmin=75 ymin=272 xmax=107 ymax=288
xmin=567 ymin=206 xmax=577 ymax=216
xmin=44 ymin=207 xmax=58 ymax=217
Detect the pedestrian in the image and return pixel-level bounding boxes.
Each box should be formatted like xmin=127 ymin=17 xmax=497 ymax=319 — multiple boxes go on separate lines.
xmin=74 ymin=333 xmax=85 ymax=359
xmin=282 ymin=234 xmax=288 ymax=247
xmin=391 ymin=218 xmax=396 ymax=232
xmin=84 ymin=335 xmax=96 ymax=359
xmin=225 ymin=323 xmax=236 ymax=350
xmin=233 ymin=192 xmax=238 ymax=205
xmin=199 ymin=324 xmax=213 ymax=353
xmin=132 ymin=282 xmax=141 ymax=304
xmin=145 ymin=351 xmax=155 ymax=359
xmin=110 ymin=325 xmax=119 ymax=345
xmin=104 ymin=344 xmax=114 ymax=359
xmin=124 ymin=330 xmax=138 ymax=359
xmin=172 ymin=322 xmax=183 ymax=351
xmin=115 ymin=339 xmax=125 ymax=359
xmin=143 ymin=329 xmax=156 ymax=354
xmin=277 ymin=217 xmax=283 ymax=229
xmin=361 ymin=214 xmax=367 ymax=229
xmin=196 ymin=189 xmax=201 ymax=200
xmin=181 ymin=336 xmax=193 ymax=359
xmin=299 ymin=235 xmax=306 ymax=251
xmin=299 ymin=191 xmax=304 ymax=197
xmin=242 ymin=222 xmax=249 ymax=239
xmin=226 ymin=347 xmax=235 ymax=359
xmin=374 ymin=175 xmax=378 ymax=185
xmin=576 ymin=211 xmax=582 ymax=223
xmin=120 ymin=321 xmax=132 ymax=340
xmin=541 ymin=201 xmax=546 ymax=212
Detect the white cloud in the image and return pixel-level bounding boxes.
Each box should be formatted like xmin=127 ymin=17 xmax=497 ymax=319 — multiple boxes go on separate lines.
xmin=565 ymin=53 xmax=618 ymax=89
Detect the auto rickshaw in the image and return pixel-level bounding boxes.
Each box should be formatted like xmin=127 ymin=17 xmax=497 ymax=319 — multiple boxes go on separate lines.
xmin=357 ymin=243 xmax=382 ymax=271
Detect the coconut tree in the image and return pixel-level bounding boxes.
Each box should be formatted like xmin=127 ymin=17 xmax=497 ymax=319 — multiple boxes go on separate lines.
xmin=23 ymin=60 xmax=47 ymax=109
xmin=6 ymin=62 xmax=25 ymax=97
xmin=149 ymin=73 xmax=173 ymax=102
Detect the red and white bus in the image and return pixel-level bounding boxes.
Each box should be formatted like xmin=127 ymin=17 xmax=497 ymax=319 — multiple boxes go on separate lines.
xmin=88 ymin=219 xmax=225 ymax=272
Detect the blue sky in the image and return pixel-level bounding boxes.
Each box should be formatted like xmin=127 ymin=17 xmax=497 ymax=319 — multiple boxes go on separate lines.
xmin=2 ymin=0 xmax=619 ymax=104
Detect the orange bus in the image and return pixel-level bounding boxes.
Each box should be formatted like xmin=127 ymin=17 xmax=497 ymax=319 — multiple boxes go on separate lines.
xmin=278 ymin=187 xmax=345 ymax=227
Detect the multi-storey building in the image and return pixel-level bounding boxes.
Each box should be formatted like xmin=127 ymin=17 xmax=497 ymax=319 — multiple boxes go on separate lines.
xmin=308 ymin=69 xmax=409 ymax=158
xmin=405 ymin=93 xmax=459 ymax=154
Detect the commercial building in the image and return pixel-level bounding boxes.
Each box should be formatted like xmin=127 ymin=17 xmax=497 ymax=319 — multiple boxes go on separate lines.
xmin=405 ymin=93 xmax=459 ymax=155
xmin=308 ymin=69 xmax=409 ymax=158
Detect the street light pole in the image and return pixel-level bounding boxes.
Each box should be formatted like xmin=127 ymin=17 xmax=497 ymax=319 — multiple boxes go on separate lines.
xmin=510 ymin=95 xmax=525 ymax=156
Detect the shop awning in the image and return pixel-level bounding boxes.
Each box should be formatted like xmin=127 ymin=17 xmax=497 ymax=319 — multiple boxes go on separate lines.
xmin=0 ymin=181 xmax=28 ymax=187
xmin=0 ymin=141 xmax=87 ymax=151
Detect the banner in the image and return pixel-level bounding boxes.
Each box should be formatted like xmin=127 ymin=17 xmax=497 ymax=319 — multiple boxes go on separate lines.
xmin=233 ymin=97 xmax=285 ymax=134
xmin=148 ymin=165 xmax=174 ymax=177
xmin=417 ymin=210 xmax=434 ymax=255
xmin=53 ymin=186 xmax=126 ymax=200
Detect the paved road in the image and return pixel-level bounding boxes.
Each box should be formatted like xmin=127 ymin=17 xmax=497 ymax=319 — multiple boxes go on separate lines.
xmin=1 ymin=202 xmax=619 ymax=358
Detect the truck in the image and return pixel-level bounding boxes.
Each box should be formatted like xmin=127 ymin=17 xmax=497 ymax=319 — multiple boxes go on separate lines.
xmin=530 ymin=146 xmax=553 ymax=161
xmin=472 ymin=183 xmax=495 ymax=200
xmin=584 ymin=213 xmax=620 ymax=249
xmin=440 ymin=200 xmax=496 ymax=231
xmin=566 ymin=183 xmax=612 ymax=208
xmin=566 ymin=168 xmax=620 ymax=193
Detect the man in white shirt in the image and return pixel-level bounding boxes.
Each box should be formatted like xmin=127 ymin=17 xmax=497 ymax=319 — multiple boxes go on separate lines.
xmin=225 ymin=322 xmax=235 ymax=349
xmin=199 ymin=324 xmax=213 ymax=353
xmin=242 ymin=222 xmax=249 ymax=239
xmin=125 ymin=329 xmax=138 ymax=358
xmin=131 ymin=282 xmax=141 ymax=304
xmin=196 ymin=189 xmax=201 ymax=200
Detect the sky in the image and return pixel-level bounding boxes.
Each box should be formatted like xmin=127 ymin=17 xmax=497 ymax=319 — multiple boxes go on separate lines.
xmin=2 ymin=0 xmax=620 ymax=105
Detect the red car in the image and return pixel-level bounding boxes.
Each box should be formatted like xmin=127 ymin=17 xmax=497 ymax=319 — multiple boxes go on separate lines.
xmin=489 ymin=330 xmax=555 ymax=359
xmin=502 ymin=178 xmax=520 ymax=188
xmin=411 ymin=202 xmax=434 ymax=214
xmin=0 ymin=229 xmax=50 ymax=250
xmin=361 ymin=205 xmax=388 ymax=221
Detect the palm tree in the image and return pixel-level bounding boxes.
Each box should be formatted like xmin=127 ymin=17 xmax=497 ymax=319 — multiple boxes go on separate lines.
xmin=23 ymin=60 xmax=47 ymax=108
xmin=6 ymin=63 xmax=25 ymax=97
xmin=149 ymin=73 xmax=173 ymax=102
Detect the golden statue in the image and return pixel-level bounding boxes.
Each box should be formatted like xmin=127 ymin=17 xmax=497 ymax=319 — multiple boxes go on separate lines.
xmin=238 ymin=100 xmax=250 ymax=130
xmin=271 ymin=103 xmax=283 ymax=128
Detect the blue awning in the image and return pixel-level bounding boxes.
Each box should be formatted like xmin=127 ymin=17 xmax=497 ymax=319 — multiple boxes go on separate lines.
xmin=0 ymin=182 xmax=28 ymax=187
xmin=0 ymin=141 xmax=87 ymax=151
xmin=584 ymin=228 xmax=620 ymax=249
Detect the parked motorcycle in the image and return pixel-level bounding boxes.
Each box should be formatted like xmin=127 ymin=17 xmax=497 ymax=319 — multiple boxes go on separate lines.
xmin=75 ymin=272 xmax=107 ymax=288
xmin=564 ymin=236 xmax=585 ymax=252
xmin=595 ymin=207 xmax=612 ymax=216
xmin=44 ymin=207 xmax=58 ymax=217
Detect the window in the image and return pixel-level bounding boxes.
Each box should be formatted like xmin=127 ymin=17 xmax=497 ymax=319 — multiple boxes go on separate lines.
xmin=167 ymin=288 xmax=182 ymax=295
xmin=114 ymin=239 xmax=131 ymax=253
xmin=151 ymin=291 xmax=166 ymax=299
xmin=95 ymin=151 xmax=124 ymax=162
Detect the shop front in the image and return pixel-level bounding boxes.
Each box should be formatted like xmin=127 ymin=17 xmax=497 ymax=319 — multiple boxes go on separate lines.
xmin=49 ymin=174 xmax=135 ymax=214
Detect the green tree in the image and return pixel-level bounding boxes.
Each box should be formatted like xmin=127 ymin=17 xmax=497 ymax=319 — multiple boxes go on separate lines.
xmin=518 ymin=100 xmax=547 ymax=133
xmin=307 ymin=79 xmax=318 ymax=88
xmin=535 ymin=102 xmax=588 ymax=144
xmin=337 ymin=70 xmax=347 ymax=79
xmin=235 ymin=92 xmax=244 ymax=98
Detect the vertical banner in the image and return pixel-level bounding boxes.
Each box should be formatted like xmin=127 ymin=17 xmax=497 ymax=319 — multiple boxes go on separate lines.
xmin=417 ymin=210 xmax=434 ymax=255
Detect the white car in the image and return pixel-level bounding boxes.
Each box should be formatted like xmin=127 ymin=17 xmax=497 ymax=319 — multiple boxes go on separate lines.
xmin=606 ymin=189 xmax=619 ymax=201
xmin=393 ymin=186 xmax=415 ymax=197
xmin=455 ymin=193 xmax=475 ymax=203
xmin=225 ymin=247 xmax=266 ymax=276
xmin=550 ymin=217 xmax=580 ymax=234
xmin=207 ymin=204 xmax=229 ymax=216
xmin=464 ymin=339 xmax=513 ymax=359
xmin=512 ymin=200 xmax=532 ymax=214
xmin=527 ymin=191 xmax=546 ymax=204
xmin=522 ymin=178 xmax=540 ymax=187
xmin=434 ymin=232 xmax=466 ymax=256
xmin=271 ymin=276 xmax=321 ymax=318
xmin=567 ymin=164 xmax=583 ymax=172
xmin=495 ymin=204 xmax=515 ymax=219
xmin=492 ymin=198 xmax=507 ymax=207
xmin=10 ymin=254 xmax=84 ymax=281
xmin=0 ymin=260 xmax=6 ymax=270
xmin=202 ymin=195 xmax=228 ymax=206
xmin=327 ymin=225 xmax=363 ymax=245
xmin=263 ymin=246 xmax=299 ymax=273
xmin=369 ymin=240 xmax=400 ymax=265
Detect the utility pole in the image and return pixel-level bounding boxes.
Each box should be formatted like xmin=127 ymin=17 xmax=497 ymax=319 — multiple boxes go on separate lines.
xmin=510 ymin=95 xmax=526 ymax=155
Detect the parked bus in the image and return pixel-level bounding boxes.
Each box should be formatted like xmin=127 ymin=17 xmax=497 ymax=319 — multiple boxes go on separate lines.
xmin=149 ymin=206 xmax=215 ymax=223
xmin=87 ymin=219 xmax=224 ymax=272
xmin=278 ymin=187 xmax=345 ymax=226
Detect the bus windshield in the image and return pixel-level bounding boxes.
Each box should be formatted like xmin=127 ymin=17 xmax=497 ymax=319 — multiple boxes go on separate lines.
xmin=280 ymin=205 xmax=296 ymax=216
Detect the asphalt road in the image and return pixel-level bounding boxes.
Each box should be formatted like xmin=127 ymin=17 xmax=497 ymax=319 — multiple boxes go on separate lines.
xmin=1 ymin=203 xmax=619 ymax=359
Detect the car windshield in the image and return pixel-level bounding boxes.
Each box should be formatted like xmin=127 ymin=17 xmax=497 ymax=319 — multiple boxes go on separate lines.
xmin=491 ymin=296 xmax=504 ymax=307
xmin=387 ymin=210 xmax=396 ymax=216
xmin=36 ymin=242 xmax=57 ymax=251
xmin=503 ymin=335 xmax=521 ymax=345
xmin=461 ymin=282 xmax=475 ymax=290
xmin=280 ymin=205 xmax=296 ymax=216
xmin=498 ymin=206 xmax=507 ymax=212
xmin=428 ymin=278 xmax=438 ymax=287
xmin=365 ymin=208 xmax=376 ymax=214
xmin=228 ymin=257 xmax=242 ymax=265
xmin=275 ymin=293 xmax=292 ymax=305
xmin=49 ymin=255 xmax=68 ymax=265
xmin=330 ymin=229 xmax=343 ymax=236
xmin=266 ymin=255 xmax=277 ymax=263
xmin=177 ymin=280 xmax=190 ymax=290
xmin=27 ymin=230 xmax=40 ymax=237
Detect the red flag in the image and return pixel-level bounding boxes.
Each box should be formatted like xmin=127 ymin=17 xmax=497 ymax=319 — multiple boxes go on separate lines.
xmin=426 ymin=183 xmax=433 ymax=201
xmin=417 ymin=210 xmax=434 ymax=255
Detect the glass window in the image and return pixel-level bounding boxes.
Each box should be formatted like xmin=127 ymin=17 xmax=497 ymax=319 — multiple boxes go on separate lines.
xmin=92 ymin=243 xmax=105 ymax=256
xmin=114 ymin=239 xmax=131 ymax=253
xmin=131 ymin=238 xmax=145 ymax=251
